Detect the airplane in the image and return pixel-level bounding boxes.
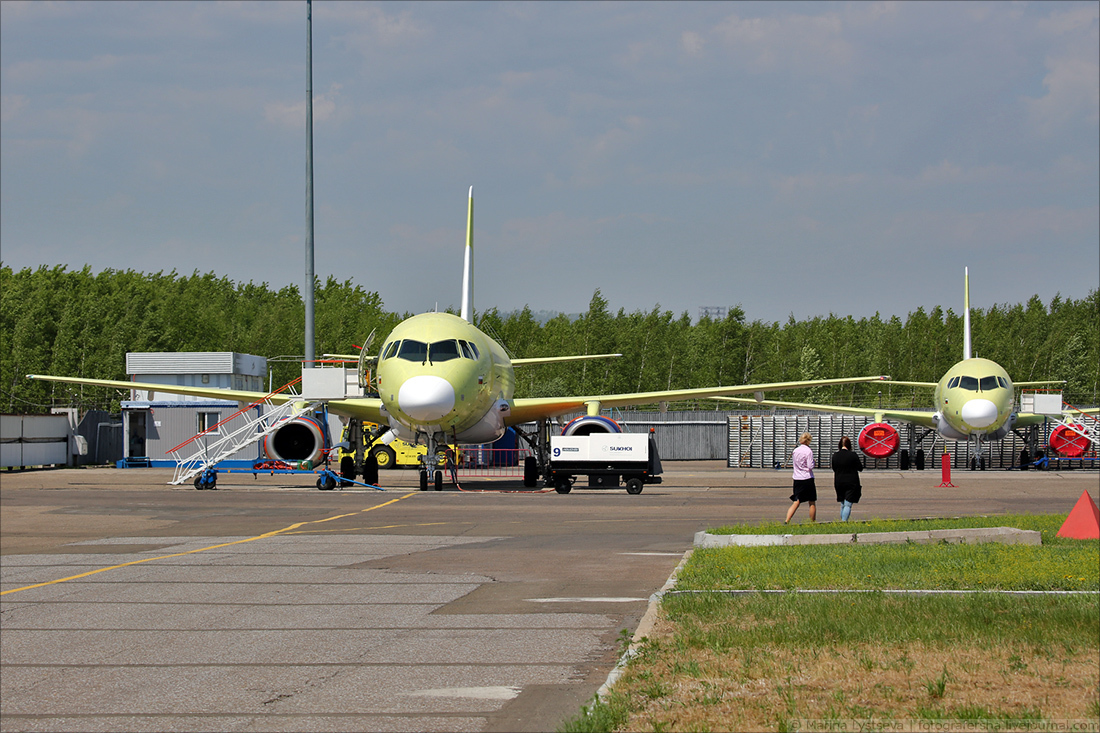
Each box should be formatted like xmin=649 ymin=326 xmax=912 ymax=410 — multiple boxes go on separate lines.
xmin=715 ymin=268 xmax=1089 ymax=469
xmin=28 ymin=187 xmax=891 ymax=490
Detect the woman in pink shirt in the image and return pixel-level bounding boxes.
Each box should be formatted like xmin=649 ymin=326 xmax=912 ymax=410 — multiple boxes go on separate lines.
xmin=785 ymin=432 xmax=817 ymax=524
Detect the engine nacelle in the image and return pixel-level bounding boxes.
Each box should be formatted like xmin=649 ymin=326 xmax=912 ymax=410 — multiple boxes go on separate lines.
xmin=561 ymin=415 xmax=622 ymax=436
xmin=1049 ymin=423 xmax=1089 ymax=458
xmin=858 ymin=422 xmax=900 ymax=459
xmin=263 ymin=416 xmax=327 ymax=465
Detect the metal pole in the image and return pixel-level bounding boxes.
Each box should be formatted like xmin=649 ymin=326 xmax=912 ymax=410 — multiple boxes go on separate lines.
xmin=303 ymin=0 xmax=316 ymax=368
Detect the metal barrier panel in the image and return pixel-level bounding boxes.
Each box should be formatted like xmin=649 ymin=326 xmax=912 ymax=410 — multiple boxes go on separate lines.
xmin=726 ymin=413 xmax=1096 ymax=470
xmin=455 ymin=447 xmax=535 ymax=478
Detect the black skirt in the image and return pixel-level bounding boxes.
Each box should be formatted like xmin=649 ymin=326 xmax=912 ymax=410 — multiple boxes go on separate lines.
xmin=790 ymin=478 xmax=817 ymax=502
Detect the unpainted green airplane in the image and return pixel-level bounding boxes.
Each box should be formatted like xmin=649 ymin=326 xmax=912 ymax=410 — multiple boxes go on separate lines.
xmin=717 ymin=268 xmax=1093 ymax=468
xmin=29 ymin=188 xmax=891 ymax=489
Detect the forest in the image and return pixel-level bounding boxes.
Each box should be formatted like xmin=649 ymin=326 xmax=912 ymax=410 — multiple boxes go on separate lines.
xmin=2 ymin=264 xmax=1098 ymax=414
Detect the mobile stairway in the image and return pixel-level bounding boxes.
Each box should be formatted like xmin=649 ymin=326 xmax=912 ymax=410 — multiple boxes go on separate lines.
xmin=169 ymin=378 xmax=319 ymax=488
xmin=1048 ymin=401 xmax=1099 ymax=460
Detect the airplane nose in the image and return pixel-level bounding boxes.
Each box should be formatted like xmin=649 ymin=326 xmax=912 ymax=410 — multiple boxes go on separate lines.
xmin=397 ymin=375 xmax=456 ymax=422
xmin=961 ymin=398 xmax=999 ymax=428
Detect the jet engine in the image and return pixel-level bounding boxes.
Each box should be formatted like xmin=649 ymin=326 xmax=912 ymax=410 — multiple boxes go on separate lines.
xmin=262 ymin=416 xmax=328 ymax=465
xmin=857 ymin=422 xmax=900 ymax=459
xmin=1049 ymin=423 xmax=1089 ymax=458
xmin=561 ymin=415 xmax=622 ymax=436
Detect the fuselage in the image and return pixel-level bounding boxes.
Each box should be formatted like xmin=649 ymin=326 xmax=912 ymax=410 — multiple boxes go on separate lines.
xmin=932 ymin=357 xmax=1015 ymax=440
xmin=374 ymin=312 xmax=515 ymax=445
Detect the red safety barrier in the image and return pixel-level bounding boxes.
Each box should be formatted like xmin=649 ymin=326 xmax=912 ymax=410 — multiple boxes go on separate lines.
xmin=938 ymin=452 xmax=956 ymax=487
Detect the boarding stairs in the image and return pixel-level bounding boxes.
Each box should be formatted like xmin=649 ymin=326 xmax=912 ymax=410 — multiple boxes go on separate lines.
xmin=169 ymin=379 xmax=317 ymax=486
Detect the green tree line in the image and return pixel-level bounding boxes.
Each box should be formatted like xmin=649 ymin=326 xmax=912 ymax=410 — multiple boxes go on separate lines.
xmin=2 ymin=264 xmax=1097 ymax=413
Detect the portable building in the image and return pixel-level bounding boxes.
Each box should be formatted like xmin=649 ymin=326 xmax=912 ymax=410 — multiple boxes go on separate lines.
xmin=121 ymin=352 xmax=267 ymax=466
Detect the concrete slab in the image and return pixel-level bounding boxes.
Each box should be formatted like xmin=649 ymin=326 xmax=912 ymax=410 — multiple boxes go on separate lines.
xmin=2 ymin=462 xmax=1093 ymax=732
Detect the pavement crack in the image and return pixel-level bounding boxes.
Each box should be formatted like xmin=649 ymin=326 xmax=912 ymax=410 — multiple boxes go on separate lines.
xmin=262 ymin=693 xmax=293 ymax=706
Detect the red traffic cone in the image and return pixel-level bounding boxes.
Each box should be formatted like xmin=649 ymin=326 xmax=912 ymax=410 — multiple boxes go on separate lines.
xmin=1056 ymin=490 xmax=1100 ymax=540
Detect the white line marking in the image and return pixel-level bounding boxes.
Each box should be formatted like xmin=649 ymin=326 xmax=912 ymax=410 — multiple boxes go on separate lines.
xmin=403 ymin=687 xmax=521 ymax=700
xmin=618 ymin=552 xmax=685 ymax=556
xmin=525 ymin=597 xmax=647 ymax=603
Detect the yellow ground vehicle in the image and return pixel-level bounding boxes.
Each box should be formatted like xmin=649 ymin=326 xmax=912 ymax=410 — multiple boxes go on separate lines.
xmin=338 ymin=423 xmax=456 ymax=470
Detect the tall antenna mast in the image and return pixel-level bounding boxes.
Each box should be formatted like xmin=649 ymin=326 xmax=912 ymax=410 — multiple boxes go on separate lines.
xmin=963 ymin=266 xmax=971 ymax=361
xmin=303 ymin=0 xmax=316 ymax=368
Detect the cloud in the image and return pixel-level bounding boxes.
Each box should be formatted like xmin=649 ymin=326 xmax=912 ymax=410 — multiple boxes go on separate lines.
xmin=1026 ymin=54 xmax=1100 ymax=135
xmin=264 ymin=83 xmax=342 ymax=129
xmin=681 ymin=31 xmax=705 ymax=57
xmin=711 ymin=11 xmax=854 ymax=75
xmin=0 ymin=94 xmax=29 ymax=123
xmin=328 ymin=3 xmax=429 ymax=56
xmin=1025 ymin=5 xmax=1100 ymax=135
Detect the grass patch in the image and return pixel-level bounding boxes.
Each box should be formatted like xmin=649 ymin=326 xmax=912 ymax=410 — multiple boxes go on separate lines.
xmin=687 ymin=514 xmax=1098 ymax=591
xmin=561 ymin=515 xmax=1100 ymax=732
xmin=709 ymin=513 xmax=1073 ymax=542
xmin=677 ymin=542 xmax=1099 ymax=591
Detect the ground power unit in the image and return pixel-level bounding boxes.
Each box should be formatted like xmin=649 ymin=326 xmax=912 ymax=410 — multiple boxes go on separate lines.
xmin=547 ymin=433 xmax=663 ymax=494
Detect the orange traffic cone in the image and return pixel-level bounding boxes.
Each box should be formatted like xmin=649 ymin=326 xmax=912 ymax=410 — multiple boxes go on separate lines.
xmin=1056 ymin=490 xmax=1100 ymax=540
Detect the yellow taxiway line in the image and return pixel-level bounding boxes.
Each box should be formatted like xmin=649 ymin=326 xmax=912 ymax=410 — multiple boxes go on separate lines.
xmin=1 ymin=492 xmax=420 ymax=596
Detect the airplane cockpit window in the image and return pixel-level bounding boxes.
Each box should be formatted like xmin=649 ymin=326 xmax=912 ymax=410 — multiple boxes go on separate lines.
xmin=397 ymin=340 xmax=428 ymax=362
xmin=948 ymin=376 xmax=961 ymax=389
xmin=467 ymin=341 xmax=480 ymax=360
xmin=381 ymin=341 xmax=400 ymax=360
xmin=997 ymin=377 xmax=1009 ymax=389
xmin=979 ymin=376 xmax=999 ymax=391
xmin=958 ymin=376 xmax=979 ymax=391
xmin=429 ymin=340 xmax=461 ymax=362
xmin=458 ymin=340 xmax=476 ymax=359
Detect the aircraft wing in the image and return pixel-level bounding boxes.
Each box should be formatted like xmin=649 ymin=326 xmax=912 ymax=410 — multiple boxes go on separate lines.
xmin=1015 ymin=380 xmax=1066 ymax=388
xmin=25 ymin=374 xmax=387 ymax=424
xmin=512 ymin=353 xmax=622 ymax=366
xmin=711 ymin=395 xmax=939 ymax=429
xmin=507 ymin=375 xmax=891 ymax=426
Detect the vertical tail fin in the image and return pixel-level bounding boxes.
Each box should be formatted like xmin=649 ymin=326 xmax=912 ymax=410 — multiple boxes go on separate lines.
xmin=460 ymin=186 xmax=474 ymax=322
xmin=963 ymin=266 xmax=972 ymax=360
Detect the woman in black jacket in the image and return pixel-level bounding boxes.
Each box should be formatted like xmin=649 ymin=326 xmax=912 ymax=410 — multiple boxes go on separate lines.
xmin=831 ymin=436 xmax=863 ymax=521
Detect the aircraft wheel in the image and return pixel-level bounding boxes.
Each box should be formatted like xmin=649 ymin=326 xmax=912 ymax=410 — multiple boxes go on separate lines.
xmin=340 ymin=456 xmax=356 ymax=486
xmin=419 ymin=470 xmax=428 ymax=491
xmin=361 ymin=453 xmax=379 ymax=486
xmin=373 ymin=446 xmax=397 ymax=470
xmin=625 ymin=478 xmax=644 ymax=495
xmin=433 ymin=470 xmax=443 ymax=491
xmin=554 ymin=479 xmax=572 ymax=494
xmin=523 ymin=456 xmax=539 ymax=488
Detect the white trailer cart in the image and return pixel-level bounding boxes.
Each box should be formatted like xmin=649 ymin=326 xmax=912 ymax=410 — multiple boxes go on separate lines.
xmin=547 ymin=433 xmax=663 ymax=494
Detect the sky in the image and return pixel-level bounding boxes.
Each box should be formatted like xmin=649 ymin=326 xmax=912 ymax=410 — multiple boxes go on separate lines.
xmin=2 ymin=1 xmax=1098 ymax=324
